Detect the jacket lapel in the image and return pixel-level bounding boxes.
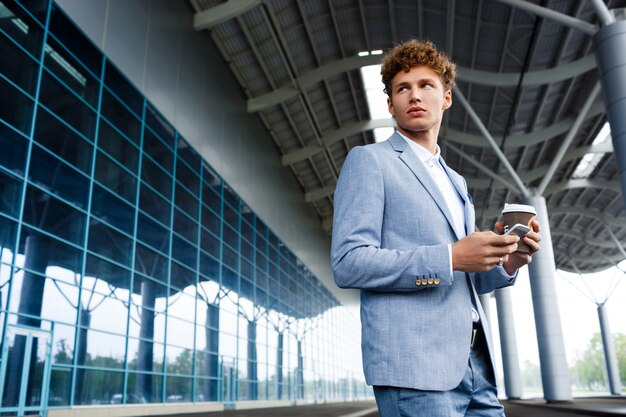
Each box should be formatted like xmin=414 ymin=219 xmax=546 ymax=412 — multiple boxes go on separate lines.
xmin=388 ymin=133 xmax=461 ymax=239
xmin=439 ymin=158 xmax=475 ymax=235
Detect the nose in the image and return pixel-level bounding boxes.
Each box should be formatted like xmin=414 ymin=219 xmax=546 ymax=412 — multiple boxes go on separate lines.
xmin=409 ymin=87 xmax=421 ymax=102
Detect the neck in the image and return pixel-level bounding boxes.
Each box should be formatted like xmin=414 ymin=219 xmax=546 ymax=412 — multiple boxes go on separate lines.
xmin=397 ymin=127 xmax=439 ymax=155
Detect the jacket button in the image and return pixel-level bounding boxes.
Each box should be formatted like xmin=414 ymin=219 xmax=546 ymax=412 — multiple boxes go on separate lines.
xmin=415 ymin=279 xmax=422 ymax=286
xmin=427 ymin=278 xmax=434 ymax=285
xmin=434 ymin=278 xmax=441 ymax=285
xmin=421 ymin=279 xmax=428 ymax=285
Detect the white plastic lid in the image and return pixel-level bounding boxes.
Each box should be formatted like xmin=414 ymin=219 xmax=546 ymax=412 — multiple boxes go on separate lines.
xmin=502 ymin=203 xmax=536 ymax=214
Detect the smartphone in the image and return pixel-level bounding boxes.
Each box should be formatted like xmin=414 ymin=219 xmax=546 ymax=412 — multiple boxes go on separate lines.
xmin=505 ymin=223 xmax=531 ymax=238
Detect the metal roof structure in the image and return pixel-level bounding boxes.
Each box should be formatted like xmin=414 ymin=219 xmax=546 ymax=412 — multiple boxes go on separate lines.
xmin=188 ymin=0 xmax=626 ymax=274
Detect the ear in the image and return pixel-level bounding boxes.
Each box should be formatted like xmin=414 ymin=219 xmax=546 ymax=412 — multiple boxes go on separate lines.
xmin=387 ymin=95 xmax=395 ymax=116
xmin=442 ymin=89 xmax=452 ymax=110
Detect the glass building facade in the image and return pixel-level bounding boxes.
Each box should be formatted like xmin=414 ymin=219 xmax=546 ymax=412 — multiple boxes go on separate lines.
xmin=0 ymin=0 xmax=367 ymax=414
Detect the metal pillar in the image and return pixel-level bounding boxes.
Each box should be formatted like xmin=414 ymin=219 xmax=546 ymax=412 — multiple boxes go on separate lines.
xmin=523 ymin=195 xmax=572 ymax=401
xmin=247 ymin=320 xmax=258 ymax=400
xmin=205 ymin=303 xmax=220 ymax=401
xmin=598 ymin=303 xmax=622 ymax=395
xmin=136 ymin=279 xmax=156 ymax=402
xmin=594 ymin=20 xmax=626 ymax=209
xmin=494 ymin=287 xmax=523 ymax=399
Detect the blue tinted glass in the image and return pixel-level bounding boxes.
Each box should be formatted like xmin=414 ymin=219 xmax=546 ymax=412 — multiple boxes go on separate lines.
xmin=0 ymin=215 xmax=18 ymax=254
xmin=176 ymin=159 xmax=199 ymax=195
xmin=100 ymin=89 xmax=141 ymax=145
xmin=104 ymin=62 xmax=142 ymax=118
xmin=20 ymin=225 xmax=83 ymax=274
xmin=75 ymin=369 xmax=123 ymax=405
xmin=137 ymin=212 xmax=169 ymax=253
xmin=141 ymin=157 xmax=171 ymax=199
xmin=201 ymin=185 xmax=220 ymax=215
xmin=135 ymin=243 xmax=168 ymax=283
xmin=0 ymin=122 xmax=28 ymax=175
xmin=143 ymin=128 xmax=172 ymax=172
xmin=34 ymin=107 xmax=93 ymax=174
xmin=39 ymin=71 xmax=96 ymax=139
xmin=175 ymin=183 xmax=198 ymax=219
xmin=177 ymin=138 xmax=200 ymax=173
xmin=0 ymin=169 xmax=22 ymax=218
xmin=48 ymin=6 xmax=102 ymax=76
xmin=145 ymin=104 xmax=174 ymax=148
xmin=23 ymin=185 xmax=86 ymax=246
xmin=0 ymin=31 xmax=38 ymax=94
xmin=221 ymin=244 xmax=237 ymax=271
xmin=170 ymin=261 xmax=195 ymax=290
xmin=223 ymin=203 xmax=238 ymax=230
xmin=221 ymin=265 xmax=237 ymax=291
xmin=88 ymin=219 xmax=132 ymax=267
xmin=94 ymin=151 xmax=137 ymax=203
xmin=240 ymin=239 xmax=253 ymax=261
xmin=98 ymin=119 xmax=139 ymax=173
xmin=85 ymin=254 xmax=131 ymax=290
xmin=44 ymin=37 xmax=100 ymax=108
xmin=200 ymin=206 xmax=220 ymax=236
xmin=223 ymin=185 xmax=238 ymax=210
xmin=173 ymin=208 xmax=197 ymax=244
xmin=240 ymin=276 xmax=253 ymax=300
xmin=0 ymin=0 xmax=44 ymax=56
xmin=139 ymin=183 xmax=171 ymax=226
xmin=241 ymin=218 xmax=253 ymax=243
xmin=91 ymin=183 xmax=135 ymax=233
xmin=241 ymin=258 xmax=253 ymax=281
xmin=28 ymin=145 xmax=89 ymax=208
xmin=200 ymin=228 xmax=219 ymax=259
xmin=222 ymin=224 xmax=238 ymax=250
xmin=172 ymin=234 xmax=196 ymax=270
xmin=0 ymin=75 xmax=33 ymax=134
xmin=199 ymin=251 xmax=219 ymax=279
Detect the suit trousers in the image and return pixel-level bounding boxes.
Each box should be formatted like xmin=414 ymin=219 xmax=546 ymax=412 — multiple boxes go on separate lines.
xmin=373 ymin=329 xmax=505 ymax=417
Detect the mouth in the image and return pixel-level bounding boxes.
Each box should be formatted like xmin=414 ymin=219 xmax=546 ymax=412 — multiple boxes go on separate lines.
xmin=407 ymin=107 xmax=425 ymax=116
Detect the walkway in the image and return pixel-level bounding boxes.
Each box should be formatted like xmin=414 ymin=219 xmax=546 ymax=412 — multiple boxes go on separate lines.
xmin=165 ymin=397 xmax=626 ymax=417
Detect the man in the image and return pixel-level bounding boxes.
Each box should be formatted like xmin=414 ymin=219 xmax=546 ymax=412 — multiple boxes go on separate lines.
xmin=331 ymin=39 xmax=541 ymax=416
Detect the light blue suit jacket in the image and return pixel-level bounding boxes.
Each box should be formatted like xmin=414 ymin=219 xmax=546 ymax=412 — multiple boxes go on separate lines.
xmin=331 ymin=133 xmax=516 ymax=391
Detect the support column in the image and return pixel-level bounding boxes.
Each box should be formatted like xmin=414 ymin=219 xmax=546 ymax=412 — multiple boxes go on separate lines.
xmin=598 ymin=303 xmax=622 ymax=395
xmin=205 ymin=303 xmax=220 ymax=401
xmin=74 ymin=309 xmax=91 ymax=403
xmin=276 ymin=332 xmax=283 ymax=399
xmin=247 ymin=320 xmax=258 ymax=400
xmin=523 ymin=195 xmax=572 ymax=401
xmin=296 ymin=340 xmax=304 ymax=399
xmin=135 ymin=279 xmax=156 ymax=402
xmin=494 ymin=287 xmax=523 ymax=399
xmin=594 ymin=20 xmax=626 ymax=208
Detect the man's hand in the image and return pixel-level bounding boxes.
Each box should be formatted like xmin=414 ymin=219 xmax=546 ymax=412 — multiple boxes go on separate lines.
xmin=495 ymin=219 xmax=542 ymax=275
xmin=451 ymin=231 xmax=520 ymax=272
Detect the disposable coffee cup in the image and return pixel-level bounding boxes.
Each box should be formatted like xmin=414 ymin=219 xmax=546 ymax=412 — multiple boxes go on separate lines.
xmin=501 ymin=203 xmax=536 ymax=253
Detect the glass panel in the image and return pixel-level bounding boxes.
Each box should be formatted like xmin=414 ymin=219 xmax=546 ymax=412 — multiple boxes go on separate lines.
xmin=137 ymin=212 xmax=169 ymax=253
xmin=135 ymin=244 xmax=168 ymax=283
xmin=94 ymin=150 xmax=137 ymax=203
xmin=177 ymin=138 xmax=200 ymax=173
xmin=176 ymin=158 xmax=199 ymax=195
xmin=91 ymin=182 xmax=135 ymax=233
xmin=223 ymin=184 xmax=238 ymax=211
xmin=143 ymin=128 xmax=172 ymax=173
xmin=223 ymin=224 xmax=238 ymax=250
xmin=141 ymin=156 xmax=172 ymax=199
xmin=175 ymin=183 xmax=198 ymax=219
xmin=0 ymin=169 xmax=23 ymax=218
xmin=126 ymin=372 xmax=162 ymax=404
xmin=172 ymin=234 xmax=196 ymax=270
xmin=200 ymin=228 xmax=219 ymax=259
xmin=48 ymin=367 xmax=71 ymax=406
xmin=223 ymin=203 xmax=238 ymax=230
xmin=145 ymin=104 xmax=174 ymax=148
xmin=100 ymin=89 xmax=140 ymax=145
xmin=0 ymin=122 xmax=28 ymax=175
xmin=173 ymin=208 xmax=197 ymax=243
xmin=165 ymin=375 xmax=192 ymax=402
xmin=104 ymin=61 xmax=142 ymax=118
xmin=98 ymin=119 xmax=139 ymax=173
xmin=23 ymin=185 xmax=86 ymax=246
xmin=84 ymin=254 xmax=131 ymax=290
xmin=201 ymin=205 xmax=220 ymax=237
xmin=170 ymin=261 xmax=195 ymax=291
xmin=127 ymin=278 xmax=167 ymax=343
xmin=0 ymin=75 xmax=33 ymax=134
xmin=0 ymin=31 xmax=38 ymax=94
xmin=34 ymin=107 xmax=93 ymax=174
xmin=17 ymin=226 xmax=83 ymax=279
xmin=48 ymin=5 xmax=102 ymax=75
xmin=199 ymin=251 xmax=219 ymax=280
xmin=74 ymin=369 xmax=123 ymax=405
xmin=166 ymin=317 xmax=194 ymax=350
xmin=0 ymin=0 xmax=44 ymax=56
xmin=139 ymin=182 xmax=170 ymax=226
xmin=87 ymin=218 xmax=132 ymax=267
xmin=44 ymin=36 xmax=99 ymax=108
xmin=39 ymin=71 xmax=96 ymax=139
xmin=0 ymin=216 xmax=17 ymax=256
xmin=80 ymin=329 xmax=126 ymax=368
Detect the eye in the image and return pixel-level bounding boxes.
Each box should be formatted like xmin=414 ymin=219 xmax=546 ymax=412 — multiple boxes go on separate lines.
xmin=421 ymin=82 xmax=433 ymax=89
xmin=397 ymin=86 xmax=408 ymax=93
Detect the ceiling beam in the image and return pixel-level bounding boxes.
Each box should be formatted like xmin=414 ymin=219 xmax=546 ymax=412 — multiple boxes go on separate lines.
xmin=304 ymin=184 xmax=336 ymax=203
xmin=247 ymin=54 xmax=596 ymax=112
xmin=492 ymin=0 xmax=597 ymax=35
xmin=193 ymin=0 xmax=262 ymax=31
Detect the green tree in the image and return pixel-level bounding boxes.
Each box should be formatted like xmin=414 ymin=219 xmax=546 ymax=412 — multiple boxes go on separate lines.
xmin=570 ymin=332 xmax=626 ymax=391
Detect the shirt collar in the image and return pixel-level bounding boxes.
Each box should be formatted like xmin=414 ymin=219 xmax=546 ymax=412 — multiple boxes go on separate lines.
xmin=398 ymin=132 xmax=441 ymax=165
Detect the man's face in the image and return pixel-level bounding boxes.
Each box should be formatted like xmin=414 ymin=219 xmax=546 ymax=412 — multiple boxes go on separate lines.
xmin=387 ymin=65 xmax=451 ymax=138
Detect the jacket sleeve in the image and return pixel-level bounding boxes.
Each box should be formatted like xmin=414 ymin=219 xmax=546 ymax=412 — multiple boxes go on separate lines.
xmin=331 ymin=146 xmax=453 ymax=291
